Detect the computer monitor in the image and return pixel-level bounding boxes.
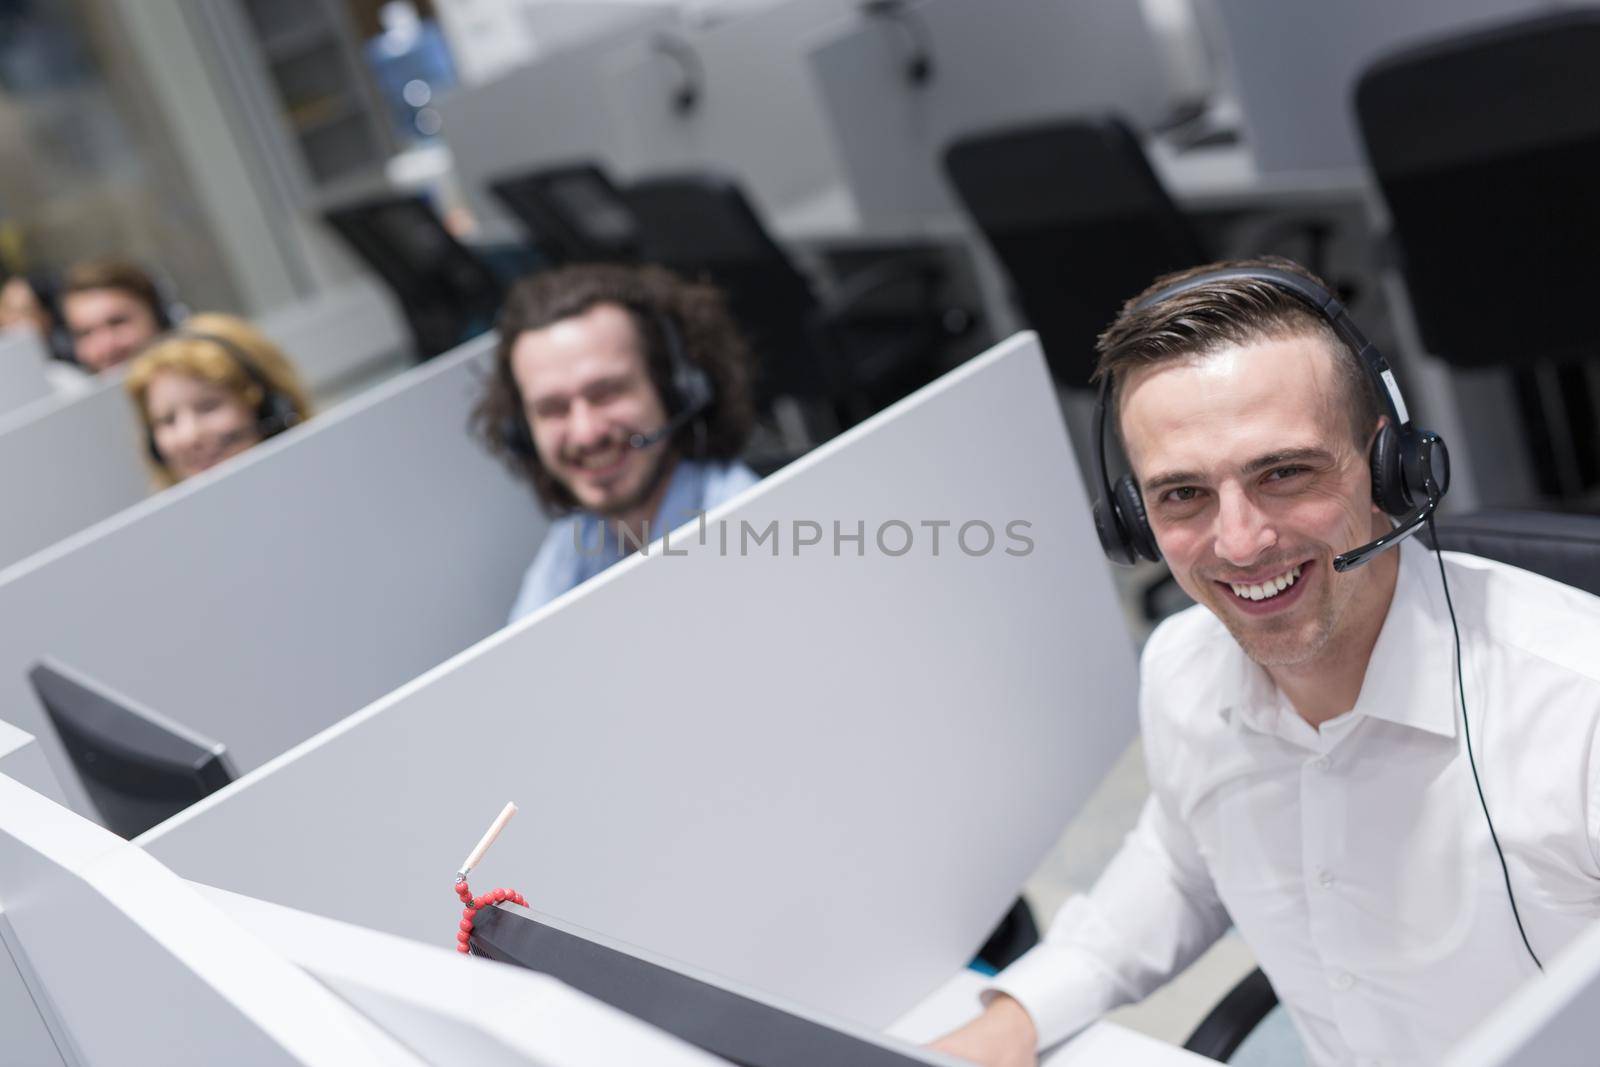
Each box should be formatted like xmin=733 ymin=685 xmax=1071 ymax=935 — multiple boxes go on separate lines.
xmin=470 ymin=906 xmax=949 ymax=1067
xmin=29 ymin=657 xmax=236 ymax=839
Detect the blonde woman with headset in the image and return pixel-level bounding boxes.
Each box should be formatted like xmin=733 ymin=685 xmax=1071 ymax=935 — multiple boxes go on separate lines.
xmin=125 ymin=313 xmax=313 ymax=487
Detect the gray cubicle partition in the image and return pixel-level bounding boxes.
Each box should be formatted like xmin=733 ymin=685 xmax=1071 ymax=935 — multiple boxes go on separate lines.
xmin=1444 ymin=917 xmax=1600 ymax=1067
xmin=806 ymin=0 xmax=1174 ymax=228
xmin=439 ymin=2 xmax=677 ymax=226
xmin=0 ymin=728 xmax=70 ymax=1067
xmin=0 ymin=770 xmax=733 ymax=1066
xmin=0 ymin=721 xmax=64 ymax=805
xmin=0 ymin=773 xmax=435 ymax=1065
xmin=0 ymin=334 xmax=545 ymax=818
xmin=0 ymin=328 xmax=54 ymax=418
xmin=1212 ymin=0 xmax=1549 ymax=174
xmin=604 ymin=0 xmax=858 ymax=219
xmin=0 ymin=375 xmax=150 ymax=575
xmin=254 ymin=276 xmax=410 ymax=401
xmin=143 ymin=333 xmax=1141 ymax=1030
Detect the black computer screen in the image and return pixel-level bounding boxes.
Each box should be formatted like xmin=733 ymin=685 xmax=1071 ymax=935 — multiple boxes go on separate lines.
xmin=470 ymin=907 xmax=947 ymax=1067
xmin=29 ymin=658 xmax=236 ymax=839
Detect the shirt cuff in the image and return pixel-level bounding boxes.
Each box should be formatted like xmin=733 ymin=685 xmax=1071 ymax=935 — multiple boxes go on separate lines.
xmin=986 ymin=939 xmax=1132 ymax=1050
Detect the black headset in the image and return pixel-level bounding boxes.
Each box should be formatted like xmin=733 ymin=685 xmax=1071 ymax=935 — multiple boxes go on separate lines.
xmin=1091 ymin=265 xmax=1450 ymax=573
xmin=144 ymin=331 xmax=302 ymax=465
xmin=1090 ymin=266 xmax=1548 ymax=971
xmin=499 ymin=307 xmax=715 ymax=459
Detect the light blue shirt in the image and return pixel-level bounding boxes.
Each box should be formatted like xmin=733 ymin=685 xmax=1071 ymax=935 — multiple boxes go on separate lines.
xmin=507 ymin=459 xmax=761 ymax=623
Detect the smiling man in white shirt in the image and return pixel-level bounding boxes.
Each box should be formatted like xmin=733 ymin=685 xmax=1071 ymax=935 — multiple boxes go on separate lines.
xmin=932 ymin=258 xmax=1600 ymax=1066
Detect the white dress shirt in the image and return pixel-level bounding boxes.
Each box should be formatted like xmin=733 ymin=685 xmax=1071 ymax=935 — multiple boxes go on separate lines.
xmin=994 ymin=546 xmax=1600 ymax=1066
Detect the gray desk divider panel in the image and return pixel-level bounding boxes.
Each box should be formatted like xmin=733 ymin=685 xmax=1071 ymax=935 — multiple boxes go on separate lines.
xmin=0 ymin=727 xmax=69 ymax=1067
xmin=0 ymin=328 xmax=54 ymax=418
xmin=254 ymin=277 xmax=410 ymax=399
xmin=1212 ymin=0 xmax=1550 ymax=174
xmin=0 ymin=720 xmax=65 ymax=807
xmin=1445 ymin=918 xmax=1600 ymax=1067
xmin=0 ymin=374 xmax=150 ymax=574
xmin=0 ymin=334 xmax=546 ymax=818
xmin=807 ymin=0 xmax=1172 ymax=229
xmin=0 ymin=774 xmax=423 ymax=1065
xmin=603 ymin=0 xmax=859 ymax=218
xmin=143 ymin=332 xmax=1140 ymax=1029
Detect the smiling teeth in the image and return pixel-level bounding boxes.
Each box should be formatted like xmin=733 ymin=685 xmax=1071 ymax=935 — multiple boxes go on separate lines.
xmin=1230 ymin=565 xmax=1302 ymax=602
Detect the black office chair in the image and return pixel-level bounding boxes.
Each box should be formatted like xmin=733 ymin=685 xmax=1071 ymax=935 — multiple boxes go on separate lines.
xmin=623 ymin=172 xmax=972 ymax=433
xmin=489 ymin=163 xmax=644 ymax=265
xmin=1355 ymin=11 xmax=1600 ymax=503
xmin=943 ymin=117 xmax=1209 ymax=390
xmin=324 ymin=194 xmax=507 ymax=359
xmin=1184 ymin=967 xmax=1278 ymax=1062
xmin=1425 ymin=508 xmax=1600 ymax=597
xmin=970 ymin=897 xmax=1040 ymax=974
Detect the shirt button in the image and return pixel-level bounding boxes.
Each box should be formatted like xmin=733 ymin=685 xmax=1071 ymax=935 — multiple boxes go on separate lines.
xmin=1314 ymin=755 xmax=1331 ymax=771
xmin=1315 ymin=867 xmax=1335 ymax=888
xmin=1330 ymin=971 xmax=1355 ymax=992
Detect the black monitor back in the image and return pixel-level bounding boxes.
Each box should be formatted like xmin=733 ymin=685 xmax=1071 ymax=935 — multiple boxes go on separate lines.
xmin=943 ymin=116 xmax=1208 ymax=389
xmin=489 ymin=163 xmax=642 ymax=265
xmin=29 ymin=658 xmax=235 ymax=839
xmin=324 ymin=194 xmax=506 ymax=358
xmin=470 ymin=906 xmax=944 ymax=1067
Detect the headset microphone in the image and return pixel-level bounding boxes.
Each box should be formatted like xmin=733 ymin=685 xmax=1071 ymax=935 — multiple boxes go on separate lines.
xmin=1332 ymin=435 xmax=1448 ymax=572
xmin=626 ymin=395 xmax=710 ymax=451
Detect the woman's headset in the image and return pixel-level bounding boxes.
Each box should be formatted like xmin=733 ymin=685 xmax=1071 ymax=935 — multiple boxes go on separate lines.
xmin=1090 ymin=264 xmax=1450 ymax=573
xmin=143 ymin=331 xmax=302 ymax=465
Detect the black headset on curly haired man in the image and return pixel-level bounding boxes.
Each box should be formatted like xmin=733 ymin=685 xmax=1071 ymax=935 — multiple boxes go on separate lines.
xmin=495 ymin=306 xmax=715 ymax=460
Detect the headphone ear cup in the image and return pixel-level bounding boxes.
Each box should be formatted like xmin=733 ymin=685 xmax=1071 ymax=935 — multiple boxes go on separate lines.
xmin=1094 ymin=493 xmax=1138 ymax=567
xmin=1114 ymin=474 xmax=1162 ymax=563
xmin=500 ymin=412 xmax=536 ymax=458
xmin=1369 ymin=423 xmax=1412 ymax=516
xmin=257 ymin=391 xmax=300 ymax=437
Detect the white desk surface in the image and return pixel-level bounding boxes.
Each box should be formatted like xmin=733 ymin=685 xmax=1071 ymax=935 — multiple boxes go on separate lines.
xmin=771 ymin=142 xmax=1372 ymax=249
xmin=888 ymin=970 xmax=1213 ymax=1066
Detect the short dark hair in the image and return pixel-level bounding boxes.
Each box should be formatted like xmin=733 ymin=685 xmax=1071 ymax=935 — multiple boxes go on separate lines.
xmin=61 ymin=256 xmax=166 ymax=323
xmin=472 ymin=263 xmax=756 ymax=512
xmin=1092 ymin=256 xmax=1382 ymax=447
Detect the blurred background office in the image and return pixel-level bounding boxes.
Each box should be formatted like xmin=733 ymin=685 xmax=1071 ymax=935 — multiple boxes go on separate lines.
xmin=5 ymin=0 xmax=1595 ymax=506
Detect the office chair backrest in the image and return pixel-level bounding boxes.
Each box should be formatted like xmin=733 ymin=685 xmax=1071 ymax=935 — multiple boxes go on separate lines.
xmin=324 ymin=195 xmax=506 ymax=359
xmin=1427 ymin=509 xmax=1600 ymax=599
xmin=488 ymin=163 xmax=642 ymax=265
xmin=943 ymin=116 xmax=1208 ymax=389
xmin=1355 ymin=10 xmax=1600 ymax=369
xmin=624 ymin=172 xmax=832 ymax=404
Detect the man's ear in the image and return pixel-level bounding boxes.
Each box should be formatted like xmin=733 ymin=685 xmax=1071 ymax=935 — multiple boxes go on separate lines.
xmin=1365 ymin=415 xmax=1389 ymax=515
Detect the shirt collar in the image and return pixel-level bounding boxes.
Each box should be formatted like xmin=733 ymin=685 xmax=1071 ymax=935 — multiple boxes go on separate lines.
xmin=654 ymin=457 xmax=713 ymax=535
xmin=1347 ymin=543 xmax=1459 ymax=740
xmin=572 ymin=457 xmax=712 ymax=555
xmin=1222 ymin=544 xmax=1459 ymax=743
